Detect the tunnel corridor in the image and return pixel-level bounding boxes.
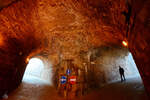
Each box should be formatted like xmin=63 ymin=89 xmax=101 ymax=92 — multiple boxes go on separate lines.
xmin=0 ymin=0 xmax=150 ymax=100
xmin=4 ymin=48 xmax=148 ymax=100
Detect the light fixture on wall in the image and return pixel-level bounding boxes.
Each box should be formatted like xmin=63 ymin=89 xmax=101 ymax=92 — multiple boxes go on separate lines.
xmin=122 ymin=40 xmax=128 ymax=47
xmin=26 ymin=58 xmax=30 ymax=63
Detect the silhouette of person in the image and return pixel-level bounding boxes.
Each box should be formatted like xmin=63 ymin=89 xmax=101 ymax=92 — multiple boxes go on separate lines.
xmin=119 ymin=66 xmax=126 ymax=82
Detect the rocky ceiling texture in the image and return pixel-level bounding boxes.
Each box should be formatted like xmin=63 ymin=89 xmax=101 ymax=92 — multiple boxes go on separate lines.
xmin=0 ymin=0 xmax=150 ymax=97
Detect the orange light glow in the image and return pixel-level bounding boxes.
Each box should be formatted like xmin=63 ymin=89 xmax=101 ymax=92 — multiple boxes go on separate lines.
xmin=26 ymin=58 xmax=30 ymax=63
xmin=122 ymin=41 xmax=128 ymax=47
xmin=0 ymin=34 xmax=4 ymax=46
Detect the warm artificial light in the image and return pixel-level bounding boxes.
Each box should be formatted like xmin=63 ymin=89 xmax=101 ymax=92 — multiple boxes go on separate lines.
xmin=122 ymin=41 xmax=128 ymax=47
xmin=26 ymin=58 xmax=30 ymax=63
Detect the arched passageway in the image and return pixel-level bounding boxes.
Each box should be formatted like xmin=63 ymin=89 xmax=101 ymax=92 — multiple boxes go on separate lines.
xmin=23 ymin=57 xmax=53 ymax=85
xmin=91 ymin=47 xmax=142 ymax=83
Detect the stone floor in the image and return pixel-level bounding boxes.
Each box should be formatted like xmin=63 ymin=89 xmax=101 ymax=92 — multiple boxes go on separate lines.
xmin=0 ymin=77 xmax=149 ymax=100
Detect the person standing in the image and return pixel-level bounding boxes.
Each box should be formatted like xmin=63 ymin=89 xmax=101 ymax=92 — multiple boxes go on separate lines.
xmin=119 ymin=66 xmax=126 ymax=82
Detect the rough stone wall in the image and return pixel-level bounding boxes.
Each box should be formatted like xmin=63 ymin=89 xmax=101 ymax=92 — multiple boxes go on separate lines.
xmin=0 ymin=0 xmax=41 ymax=96
xmin=52 ymin=46 xmax=141 ymax=97
xmin=95 ymin=47 xmax=141 ymax=83
xmin=127 ymin=0 xmax=150 ymax=96
xmin=40 ymin=59 xmax=53 ymax=84
xmin=0 ymin=0 xmax=17 ymax=9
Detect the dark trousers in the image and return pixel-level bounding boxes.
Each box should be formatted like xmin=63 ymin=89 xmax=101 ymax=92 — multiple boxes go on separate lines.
xmin=120 ymin=73 xmax=126 ymax=82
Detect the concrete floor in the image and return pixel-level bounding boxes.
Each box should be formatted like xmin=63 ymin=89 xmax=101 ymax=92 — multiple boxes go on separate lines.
xmin=1 ymin=77 xmax=149 ymax=100
xmin=78 ymin=77 xmax=149 ymax=100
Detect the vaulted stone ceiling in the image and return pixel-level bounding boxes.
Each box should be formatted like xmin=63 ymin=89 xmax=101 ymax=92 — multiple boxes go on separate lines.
xmin=0 ymin=0 xmax=128 ymax=63
xmin=0 ymin=0 xmax=148 ymax=56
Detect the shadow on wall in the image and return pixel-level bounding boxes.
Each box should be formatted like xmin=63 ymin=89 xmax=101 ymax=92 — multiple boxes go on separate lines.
xmin=22 ymin=58 xmax=53 ymax=85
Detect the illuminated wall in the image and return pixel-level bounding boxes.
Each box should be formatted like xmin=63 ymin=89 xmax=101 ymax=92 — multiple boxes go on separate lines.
xmin=96 ymin=47 xmax=141 ymax=83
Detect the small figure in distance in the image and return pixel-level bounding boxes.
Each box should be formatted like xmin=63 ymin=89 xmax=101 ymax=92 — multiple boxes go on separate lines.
xmin=119 ymin=66 xmax=126 ymax=82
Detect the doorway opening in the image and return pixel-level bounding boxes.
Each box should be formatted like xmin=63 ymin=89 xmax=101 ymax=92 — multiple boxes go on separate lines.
xmin=22 ymin=58 xmax=52 ymax=85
